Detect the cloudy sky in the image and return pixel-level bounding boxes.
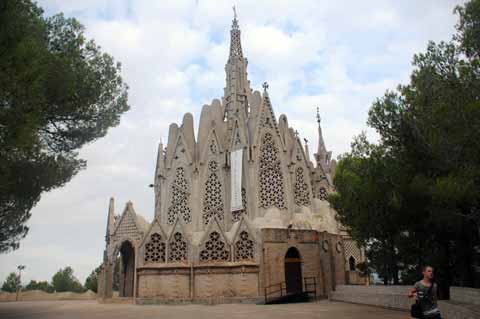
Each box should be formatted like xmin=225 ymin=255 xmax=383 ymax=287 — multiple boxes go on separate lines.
xmin=0 ymin=0 xmax=464 ymax=284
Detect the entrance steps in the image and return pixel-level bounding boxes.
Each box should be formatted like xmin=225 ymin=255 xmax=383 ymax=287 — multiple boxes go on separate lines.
xmin=98 ymin=297 xmax=134 ymax=304
xmin=261 ymin=292 xmax=317 ymax=305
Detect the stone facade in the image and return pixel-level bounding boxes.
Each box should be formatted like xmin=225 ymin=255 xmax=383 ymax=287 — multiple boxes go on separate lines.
xmin=97 ymin=11 xmax=365 ymax=304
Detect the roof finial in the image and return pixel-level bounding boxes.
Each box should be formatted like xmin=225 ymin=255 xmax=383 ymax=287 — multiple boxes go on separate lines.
xmin=316 ymin=107 xmax=321 ymax=124
xmin=233 ymin=5 xmax=237 ymax=21
xmin=262 ymin=81 xmax=269 ymax=91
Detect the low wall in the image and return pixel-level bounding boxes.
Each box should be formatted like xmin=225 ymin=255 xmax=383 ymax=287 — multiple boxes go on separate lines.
xmin=329 ymin=285 xmax=480 ymax=319
xmin=451 ymin=286 xmax=480 ymax=306
xmin=0 ymin=290 xmax=96 ymax=302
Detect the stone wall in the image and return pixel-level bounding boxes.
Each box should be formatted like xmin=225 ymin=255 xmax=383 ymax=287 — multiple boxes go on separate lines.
xmin=0 ymin=290 xmax=96 ymax=302
xmin=450 ymin=286 xmax=480 ymax=306
xmin=329 ymin=285 xmax=480 ymax=319
xmin=136 ymin=264 xmax=259 ymax=302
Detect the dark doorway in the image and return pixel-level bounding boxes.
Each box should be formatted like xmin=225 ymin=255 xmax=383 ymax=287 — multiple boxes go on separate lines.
xmin=284 ymin=247 xmax=302 ymax=294
xmin=349 ymin=256 xmax=356 ymax=271
xmin=119 ymin=241 xmax=135 ymax=297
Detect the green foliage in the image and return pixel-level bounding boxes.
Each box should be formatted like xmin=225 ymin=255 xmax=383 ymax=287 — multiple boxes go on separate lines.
xmin=0 ymin=0 xmax=129 ymax=252
xmin=455 ymin=0 xmax=480 ymax=58
xmin=51 ymin=267 xmax=85 ymax=293
xmin=84 ymin=265 xmax=102 ymax=293
xmin=331 ymin=0 xmax=480 ymax=290
xmin=24 ymin=280 xmax=54 ymax=293
xmin=1 ymin=272 xmax=18 ymax=292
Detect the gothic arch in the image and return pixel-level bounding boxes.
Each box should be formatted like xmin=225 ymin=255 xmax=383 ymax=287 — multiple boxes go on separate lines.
xmin=166 ymin=216 xmax=190 ymax=263
xmin=232 ymin=217 xmax=257 ymax=262
xmin=165 ymin=160 xmax=193 ymax=225
xmin=138 ymin=218 xmax=167 ymax=266
xmin=197 ymin=216 xmax=231 ymax=263
xmin=257 ymin=131 xmax=286 ymax=210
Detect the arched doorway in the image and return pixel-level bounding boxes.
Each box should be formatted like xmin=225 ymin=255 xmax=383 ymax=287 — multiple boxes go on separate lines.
xmin=118 ymin=241 xmax=135 ymax=297
xmin=284 ymin=247 xmax=302 ymax=294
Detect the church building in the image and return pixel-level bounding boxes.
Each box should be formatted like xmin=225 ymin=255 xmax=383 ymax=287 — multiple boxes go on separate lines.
xmin=97 ymin=11 xmax=365 ymax=303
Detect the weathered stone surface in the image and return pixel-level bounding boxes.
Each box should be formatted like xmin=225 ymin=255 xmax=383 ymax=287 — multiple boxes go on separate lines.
xmin=0 ymin=300 xmax=408 ymax=319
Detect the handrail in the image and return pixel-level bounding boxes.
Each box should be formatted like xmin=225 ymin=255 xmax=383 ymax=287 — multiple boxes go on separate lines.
xmin=264 ymin=276 xmax=318 ymax=304
xmin=303 ymin=276 xmax=317 ymax=299
xmin=264 ymin=281 xmax=286 ymax=303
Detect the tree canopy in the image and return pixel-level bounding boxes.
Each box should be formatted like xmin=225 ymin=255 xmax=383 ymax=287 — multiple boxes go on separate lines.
xmin=1 ymin=272 xmax=18 ymax=292
xmin=51 ymin=267 xmax=84 ymax=293
xmin=330 ymin=0 xmax=480 ymax=292
xmin=24 ymin=280 xmax=54 ymax=293
xmin=84 ymin=265 xmax=101 ymax=293
xmin=0 ymin=0 xmax=129 ymax=252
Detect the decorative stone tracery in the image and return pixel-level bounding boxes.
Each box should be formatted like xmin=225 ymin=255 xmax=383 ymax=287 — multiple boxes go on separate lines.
xmin=259 ymin=133 xmax=286 ymax=209
xmin=317 ymin=186 xmax=328 ymax=201
xmin=167 ymin=167 xmax=192 ymax=225
xmin=235 ymin=231 xmax=254 ymax=261
xmin=294 ymin=167 xmax=310 ymax=206
xmin=202 ymin=161 xmax=224 ymax=225
xmin=168 ymin=232 xmax=188 ymax=262
xmin=144 ymin=233 xmax=165 ymax=263
xmin=199 ymin=231 xmax=230 ymax=262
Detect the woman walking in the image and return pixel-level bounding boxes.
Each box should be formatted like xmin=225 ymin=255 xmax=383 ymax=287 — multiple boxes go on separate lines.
xmin=408 ymin=265 xmax=442 ymax=318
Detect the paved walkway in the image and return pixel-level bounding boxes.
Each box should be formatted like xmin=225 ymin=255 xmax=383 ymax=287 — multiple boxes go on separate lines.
xmin=0 ymin=300 xmax=407 ymax=319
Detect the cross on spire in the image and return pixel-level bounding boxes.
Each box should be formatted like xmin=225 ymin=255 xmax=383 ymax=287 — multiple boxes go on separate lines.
xmin=262 ymin=82 xmax=269 ymax=91
xmin=316 ymin=107 xmax=321 ymax=124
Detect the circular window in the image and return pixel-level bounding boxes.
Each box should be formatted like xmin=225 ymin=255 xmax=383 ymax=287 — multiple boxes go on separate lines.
xmin=322 ymin=240 xmax=329 ymax=252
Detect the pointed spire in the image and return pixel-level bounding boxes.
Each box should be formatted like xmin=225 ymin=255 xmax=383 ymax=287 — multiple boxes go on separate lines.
xmin=315 ymin=107 xmax=332 ymax=171
xmin=316 ymin=107 xmax=326 ymax=158
xmin=229 ymin=5 xmax=243 ymax=60
xmin=105 ymin=197 xmax=115 ymax=243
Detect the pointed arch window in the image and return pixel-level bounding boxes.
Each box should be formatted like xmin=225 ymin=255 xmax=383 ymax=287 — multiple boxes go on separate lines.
xmin=294 ymin=167 xmax=310 ymax=206
xmin=202 ymin=160 xmax=224 ymax=225
xmin=144 ymin=233 xmax=165 ymax=263
xmin=167 ymin=167 xmax=192 ymax=224
xmin=235 ymin=231 xmax=254 ymax=261
xmin=168 ymin=232 xmax=188 ymax=262
xmin=259 ymin=133 xmax=286 ymax=209
xmin=199 ymin=231 xmax=230 ymax=262
xmin=317 ymin=186 xmax=328 ymax=201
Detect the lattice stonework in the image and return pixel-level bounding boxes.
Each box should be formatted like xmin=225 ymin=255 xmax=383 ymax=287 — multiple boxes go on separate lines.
xmin=294 ymin=167 xmax=310 ymax=206
xmin=202 ymin=160 xmax=224 ymax=225
xmin=144 ymin=233 xmax=165 ymax=263
xmin=259 ymin=133 xmax=286 ymax=209
xmin=168 ymin=232 xmax=188 ymax=262
xmin=115 ymin=213 xmax=140 ymax=241
xmin=235 ymin=231 xmax=254 ymax=261
xmin=209 ymin=139 xmax=217 ymax=154
xmin=232 ymin=188 xmax=247 ymax=222
xmin=344 ymin=239 xmax=362 ymax=268
xmin=199 ymin=231 xmax=230 ymax=262
xmin=317 ymin=186 xmax=328 ymax=201
xmin=167 ymin=167 xmax=192 ymax=224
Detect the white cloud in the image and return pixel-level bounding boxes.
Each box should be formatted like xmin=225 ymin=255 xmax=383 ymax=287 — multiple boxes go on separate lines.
xmin=0 ymin=0 xmax=464 ymax=284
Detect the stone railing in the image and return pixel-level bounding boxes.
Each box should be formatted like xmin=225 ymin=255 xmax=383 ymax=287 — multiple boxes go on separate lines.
xmin=0 ymin=290 xmax=96 ymax=302
xmin=329 ymin=285 xmax=480 ymax=319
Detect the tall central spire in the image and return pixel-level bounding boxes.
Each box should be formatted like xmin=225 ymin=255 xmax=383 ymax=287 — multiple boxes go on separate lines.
xmin=229 ymin=6 xmax=243 ymax=60
xmin=224 ymin=6 xmax=251 ymax=121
